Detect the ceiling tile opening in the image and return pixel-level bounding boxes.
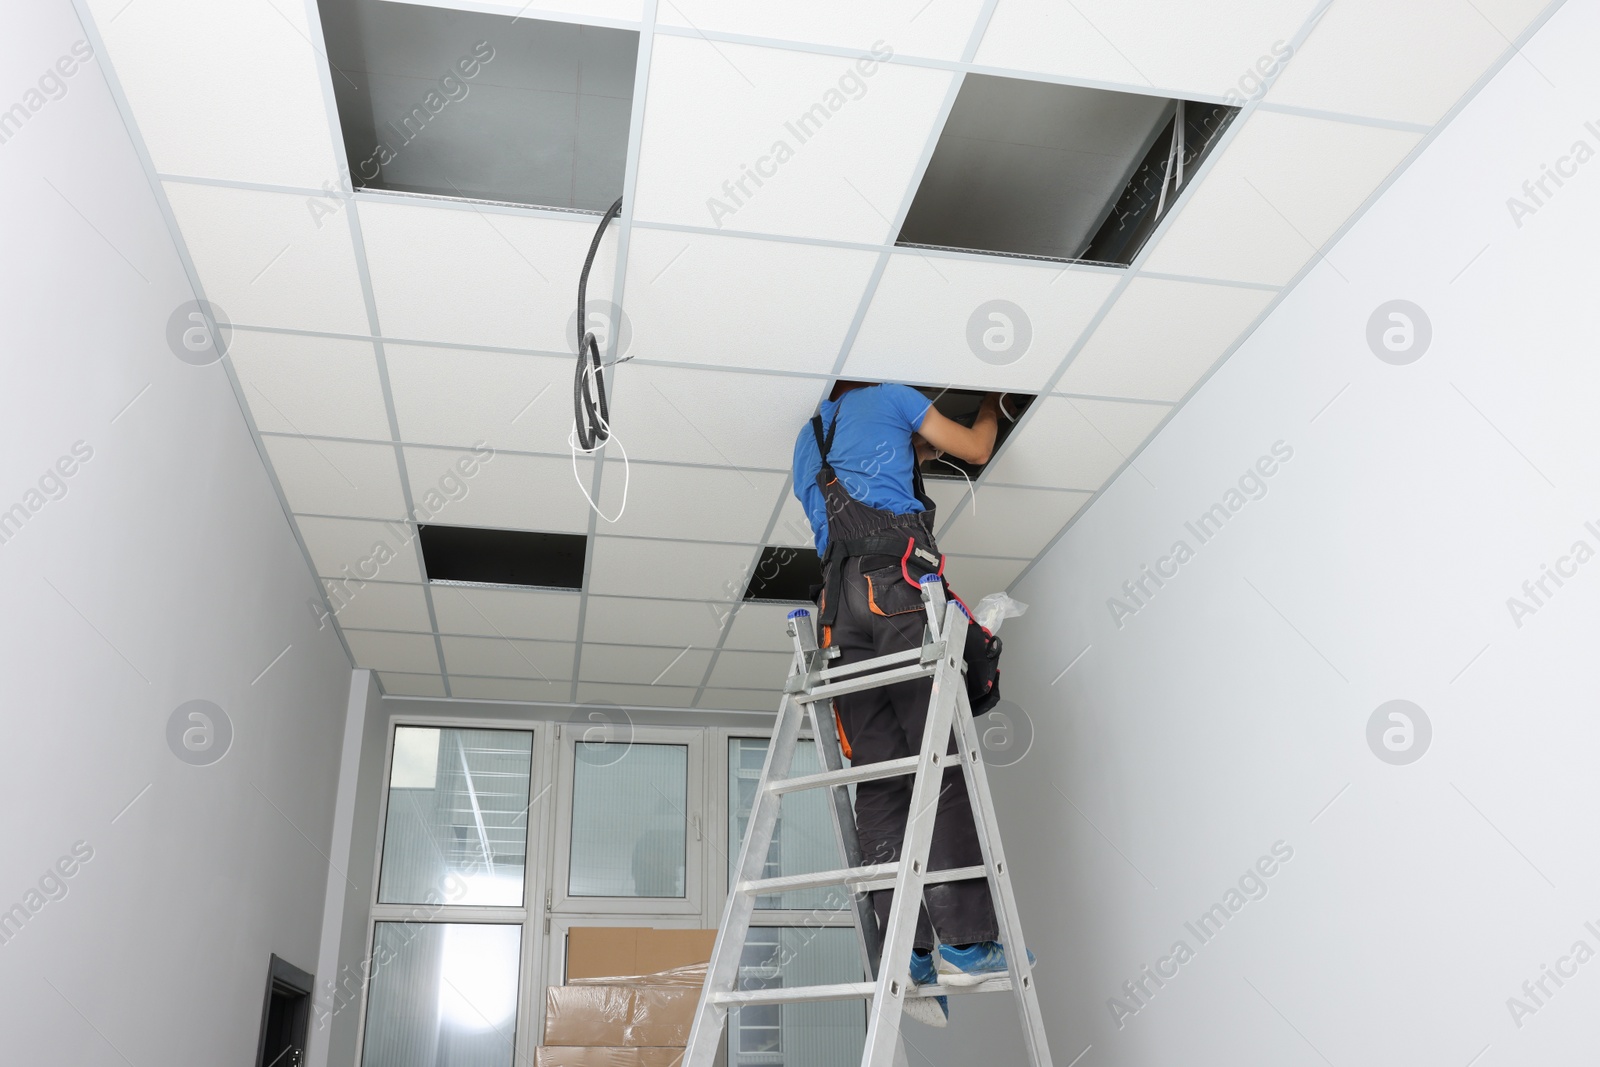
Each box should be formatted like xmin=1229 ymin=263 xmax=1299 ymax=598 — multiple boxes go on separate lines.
xmin=743 ymin=546 xmax=822 ymax=603
xmin=898 ymin=75 xmax=1238 ymax=266
xmin=316 ymin=0 xmax=638 ymax=210
xmin=917 ymin=387 xmax=1036 ymax=480
xmin=420 ymin=525 xmax=587 ymax=590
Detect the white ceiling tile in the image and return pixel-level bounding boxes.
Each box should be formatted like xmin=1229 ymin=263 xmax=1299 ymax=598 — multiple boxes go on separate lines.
xmin=358 ymin=200 xmax=614 ymax=350
xmin=622 ymin=229 xmax=877 ymax=374
xmin=264 ymin=438 xmax=408 ymax=519
xmin=844 ymin=256 xmax=1121 ymax=393
xmin=344 ymin=629 xmax=442 ymax=674
xmin=379 ymin=672 xmax=449 ymax=697
xmin=595 ymin=462 xmax=787 ymax=543
xmin=402 ymin=447 xmax=594 ymax=533
xmin=431 ymin=585 xmax=582 ymax=641
xmin=1141 ymin=112 xmax=1421 ymax=286
xmin=724 ymin=603 xmax=804 ymax=653
xmin=578 ymin=643 xmax=714 ymax=686
xmin=707 ymin=649 xmax=792 ymax=690
xmin=922 ymin=476 xmax=975 ymax=521
xmin=450 ymin=676 xmax=573 ymax=702
xmin=575 ymin=682 xmax=698 ymax=708
xmin=606 ymin=364 xmax=820 ymax=469
xmin=985 ymin=396 xmax=1170 ymax=489
xmin=163 ymin=182 xmax=370 ymax=334
xmin=584 ymin=596 xmax=729 ymax=647
xmin=88 ymin=0 xmax=342 ymax=187
xmin=230 ymin=331 xmax=391 ymax=441
xmin=321 ymin=580 xmax=433 ymax=633
xmin=632 ymin=35 xmax=954 ymax=243
xmin=937 ymin=486 xmax=1089 ymax=556
xmin=657 ymin=1 xmax=987 ymax=60
xmin=942 ymin=555 xmax=1030 ymax=599
xmin=387 ymin=345 xmax=574 ymax=454
xmin=771 ymin=491 xmax=816 ymax=548
xmin=298 ymin=516 xmax=425 ymax=583
xmin=1056 ymin=278 xmax=1276 ymax=401
xmin=588 ymin=538 xmax=755 ymax=602
xmin=1266 ymin=0 xmax=1538 ymax=124
xmin=441 ymin=635 xmax=575 ymax=679
xmin=699 ymin=687 xmax=779 ymax=712
xmin=974 ymin=0 xmax=1313 ymax=97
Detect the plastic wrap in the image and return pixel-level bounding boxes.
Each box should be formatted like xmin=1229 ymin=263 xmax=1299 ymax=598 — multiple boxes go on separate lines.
xmin=974 ymin=591 xmax=1027 ymax=634
xmin=567 ymin=962 xmax=707 ymax=988
xmin=535 ymin=1048 xmax=684 ymax=1066
xmin=542 ymin=984 xmax=699 ymax=1047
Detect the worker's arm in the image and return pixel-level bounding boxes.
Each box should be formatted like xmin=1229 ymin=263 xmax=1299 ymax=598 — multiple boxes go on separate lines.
xmin=916 ymin=393 xmax=1001 ymax=465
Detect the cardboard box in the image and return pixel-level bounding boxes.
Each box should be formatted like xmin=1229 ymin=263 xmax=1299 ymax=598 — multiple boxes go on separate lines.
xmin=566 ymin=928 xmax=716 ymax=982
xmin=543 ymin=985 xmax=699 ymax=1047
xmin=535 ymin=1048 xmax=684 ymax=1067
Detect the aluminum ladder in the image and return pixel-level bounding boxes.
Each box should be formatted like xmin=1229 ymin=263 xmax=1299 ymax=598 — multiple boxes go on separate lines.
xmin=683 ymin=575 xmax=1053 ymax=1067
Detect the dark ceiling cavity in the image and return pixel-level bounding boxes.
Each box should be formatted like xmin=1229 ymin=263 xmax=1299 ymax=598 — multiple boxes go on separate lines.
xmin=916 ymin=387 xmax=1036 ymax=481
xmin=420 ymin=526 xmax=587 ymax=590
xmin=315 ymin=0 xmax=638 ymax=211
xmin=743 ymin=546 xmax=822 ymax=603
xmin=899 ymin=75 xmax=1238 ymax=266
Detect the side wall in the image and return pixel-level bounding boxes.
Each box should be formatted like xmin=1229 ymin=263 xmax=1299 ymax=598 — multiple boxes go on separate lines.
xmin=0 ymin=3 xmax=354 ymax=1062
xmin=981 ymin=4 xmax=1600 ymax=1065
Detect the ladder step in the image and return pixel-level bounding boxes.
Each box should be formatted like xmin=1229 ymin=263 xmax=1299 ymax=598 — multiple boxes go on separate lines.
xmin=796 ymin=662 xmax=937 ymax=703
xmin=710 ymin=975 xmax=1017 ymax=1008
xmin=740 ymin=863 xmax=989 ymax=897
xmin=768 ymin=756 xmax=921 ymax=795
xmin=712 ymin=982 xmax=875 ymax=1006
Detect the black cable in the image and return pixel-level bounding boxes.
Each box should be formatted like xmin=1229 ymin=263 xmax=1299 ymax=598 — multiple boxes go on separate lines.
xmin=574 ymin=196 xmax=625 ymax=450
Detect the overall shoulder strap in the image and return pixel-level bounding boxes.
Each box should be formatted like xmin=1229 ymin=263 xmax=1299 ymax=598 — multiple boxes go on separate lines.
xmin=810 ymin=407 xmax=840 ymax=481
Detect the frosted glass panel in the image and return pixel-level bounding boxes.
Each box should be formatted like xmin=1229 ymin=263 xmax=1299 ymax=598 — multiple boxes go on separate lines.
xmin=733 ymin=928 xmax=864 ymax=1067
xmin=568 ymin=742 xmax=688 ymax=897
xmin=379 ymin=727 xmax=533 ymax=907
xmin=360 ymin=922 xmax=522 ymax=1067
xmin=729 ymin=738 xmax=845 ymax=910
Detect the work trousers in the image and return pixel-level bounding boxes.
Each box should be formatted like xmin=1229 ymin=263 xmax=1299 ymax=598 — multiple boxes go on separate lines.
xmin=825 ymin=555 xmax=1000 ymax=952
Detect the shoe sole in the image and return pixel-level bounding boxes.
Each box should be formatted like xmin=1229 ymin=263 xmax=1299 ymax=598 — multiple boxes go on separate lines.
xmin=936 ymin=963 xmax=1029 ymax=987
xmin=902 ymin=996 xmax=949 ymax=1027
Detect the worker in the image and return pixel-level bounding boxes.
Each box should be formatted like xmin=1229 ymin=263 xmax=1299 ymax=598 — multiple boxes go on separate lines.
xmin=791 ymin=381 xmax=1030 ymax=1028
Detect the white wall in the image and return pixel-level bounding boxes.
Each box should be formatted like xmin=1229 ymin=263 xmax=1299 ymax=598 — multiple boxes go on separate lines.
xmin=963 ymin=3 xmax=1600 ymax=1064
xmin=0 ymin=2 xmax=354 ymax=1062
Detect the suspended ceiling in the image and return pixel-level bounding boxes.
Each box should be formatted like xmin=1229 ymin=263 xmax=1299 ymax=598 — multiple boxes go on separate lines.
xmin=81 ymin=0 xmax=1550 ymax=710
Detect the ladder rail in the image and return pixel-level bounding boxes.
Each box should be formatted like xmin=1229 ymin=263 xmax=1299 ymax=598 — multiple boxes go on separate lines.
xmin=858 ymin=598 xmax=967 ymax=1065
xmin=682 ymin=686 xmax=808 ymax=1067
xmin=950 ymin=681 xmax=1054 ymax=1064
xmin=803 ymin=692 xmax=883 ymax=981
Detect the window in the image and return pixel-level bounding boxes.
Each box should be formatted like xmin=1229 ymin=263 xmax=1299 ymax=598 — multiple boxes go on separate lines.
xmin=733 ymin=928 xmax=865 ymax=1067
xmin=361 ymin=725 xmax=535 ymax=1067
xmin=569 ymin=741 xmax=689 ymax=898
xmin=360 ymin=922 xmax=522 ymax=1067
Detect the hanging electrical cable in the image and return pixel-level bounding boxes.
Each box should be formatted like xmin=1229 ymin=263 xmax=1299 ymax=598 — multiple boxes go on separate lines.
xmin=573 ymin=195 xmax=626 ymax=450
xmin=568 ymin=196 xmax=632 ymax=523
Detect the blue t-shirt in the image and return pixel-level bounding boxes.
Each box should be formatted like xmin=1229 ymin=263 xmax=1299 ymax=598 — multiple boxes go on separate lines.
xmin=792 ymin=384 xmax=932 ymax=554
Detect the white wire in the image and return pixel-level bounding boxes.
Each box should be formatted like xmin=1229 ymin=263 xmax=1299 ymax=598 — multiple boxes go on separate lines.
xmin=936 ymin=458 xmax=977 ymax=517
xmin=569 ymin=360 xmax=629 ymax=523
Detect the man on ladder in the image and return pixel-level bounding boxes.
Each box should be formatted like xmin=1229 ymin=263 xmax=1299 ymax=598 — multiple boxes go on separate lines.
xmin=792 ymin=381 xmax=1028 ymax=1027
xmin=684 ymin=380 xmax=1051 ymax=1067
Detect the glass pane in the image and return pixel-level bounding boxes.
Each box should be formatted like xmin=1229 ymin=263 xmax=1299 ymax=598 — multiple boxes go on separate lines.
xmin=360 ymin=922 xmax=521 ymax=1067
xmin=731 ymin=928 xmax=865 ymax=1067
xmin=379 ymin=727 xmax=533 ymax=907
xmin=729 ymin=739 xmax=846 ymax=910
xmin=569 ymin=742 xmax=688 ymax=897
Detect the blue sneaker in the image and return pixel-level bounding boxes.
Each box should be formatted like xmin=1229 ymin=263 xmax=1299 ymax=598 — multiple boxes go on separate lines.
xmin=936 ymin=942 xmax=1036 ymax=987
xmin=902 ymin=949 xmax=949 ymax=1027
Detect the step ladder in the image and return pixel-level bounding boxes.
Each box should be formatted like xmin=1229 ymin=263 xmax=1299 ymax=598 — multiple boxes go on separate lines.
xmin=684 ymin=575 xmax=1053 ymax=1067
